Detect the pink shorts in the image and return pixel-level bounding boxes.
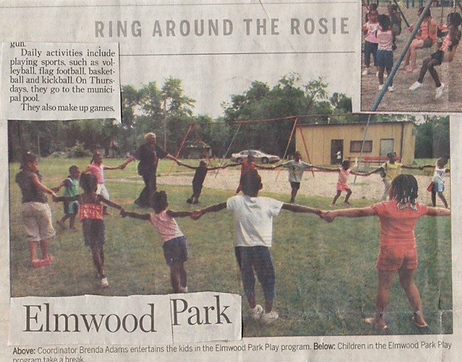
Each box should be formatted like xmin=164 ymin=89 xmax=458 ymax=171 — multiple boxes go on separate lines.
xmin=376 ymin=245 xmax=417 ymax=271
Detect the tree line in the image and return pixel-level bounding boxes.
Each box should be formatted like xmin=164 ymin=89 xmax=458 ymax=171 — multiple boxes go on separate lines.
xmin=8 ymin=74 xmax=449 ymax=162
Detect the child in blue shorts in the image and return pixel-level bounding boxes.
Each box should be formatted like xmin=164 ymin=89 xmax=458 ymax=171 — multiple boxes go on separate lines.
xmin=192 ymin=169 xmax=322 ymax=323
xmin=121 ymin=191 xmax=193 ymax=293
xmin=377 ymin=15 xmax=396 ymax=92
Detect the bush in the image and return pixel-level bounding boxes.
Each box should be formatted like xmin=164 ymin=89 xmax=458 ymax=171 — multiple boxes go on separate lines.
xmin=67 ymin=142 xmax=91 ymax=158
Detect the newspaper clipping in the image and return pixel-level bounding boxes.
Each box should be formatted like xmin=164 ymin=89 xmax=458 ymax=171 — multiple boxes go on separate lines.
xmin=1 ymin=0 xmax=461 ymax=361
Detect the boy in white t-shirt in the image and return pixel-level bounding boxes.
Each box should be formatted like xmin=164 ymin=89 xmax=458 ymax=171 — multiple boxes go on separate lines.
xmin=192 ymin=169 xmax=322 ymax=323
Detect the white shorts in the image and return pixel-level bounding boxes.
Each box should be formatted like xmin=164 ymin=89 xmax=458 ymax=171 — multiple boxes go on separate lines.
xmin=96 ymin=183 xmax=110 ymax=200
xmin=21 ymin=202 xmax=55 ymax=242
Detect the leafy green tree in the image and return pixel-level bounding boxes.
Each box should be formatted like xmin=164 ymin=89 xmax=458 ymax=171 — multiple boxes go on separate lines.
xmin=415 ymin=116 xmax=449 ymax=159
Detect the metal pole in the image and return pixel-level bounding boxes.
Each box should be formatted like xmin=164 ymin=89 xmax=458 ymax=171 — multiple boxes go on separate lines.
xmin=370 ymin=0 xmax=434 ymax=111
xmin=393 ymin=0 xmax=411 ymax=27
xmin=353 ymin=114 xmax=373 ymax=184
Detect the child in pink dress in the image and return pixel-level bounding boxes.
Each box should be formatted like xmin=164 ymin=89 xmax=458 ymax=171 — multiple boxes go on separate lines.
xmin=331 ymin=160 xmax=368 ymax=206
xmin=322 ymin=174 xmax=450 ymax=330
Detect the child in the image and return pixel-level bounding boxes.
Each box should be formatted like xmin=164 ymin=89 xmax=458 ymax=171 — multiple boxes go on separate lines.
xmin=53 ymin=165 xmax=80 ymax=230
xmin=54 ymin=173 xmax=123 ymax=288
xmin=430 ymin=157 xmax=450 ymax=208
xmin=376 ymin=14 xmax=396 ymax=92
xmin=409 ymin=12 xmax=462 ymax=99
xmin=330 ymin=160 xmax=369 ymax=206
xmin=234 ymin=154 xmax=256 ymax=194
xmin=370 ymin=152 xmax=421 ymax=201
xmin=281 ymin=151 xmax=313 ymax=203
xmin=16 ymin=152 xmax=57 ymax=268
xmin=121 ymin=191 xmax=192 ymax=293
xmin=81 ymin=153 xmax=124 ymax=215
xmin=388 ymin=4 xmax=402 ymax=41
xmin=401 ymin=7 xmax=437 ymax=73
xmin=177 ymin=160 xmax=229 ymax=204
xmin=192 ymin=169 xmax=322 ymax=323
xmin=362 ymin=9 xmax=380 ymax=76
xmin=322 ymin=174 xmax=450 ymax=330
xmin=364 ymin=3 xmax=378 ymax=23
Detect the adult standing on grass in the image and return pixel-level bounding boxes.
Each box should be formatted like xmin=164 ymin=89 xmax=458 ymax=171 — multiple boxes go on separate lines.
xmin=322 ymin=174 xmax=450 ymax=331
xmin=15 ymin=152 xmax=57 ymax=268
xmin=370 ymin=152 xmax=422 ymax=201
xmin=120 ymin=132 xmax=179 ymax=208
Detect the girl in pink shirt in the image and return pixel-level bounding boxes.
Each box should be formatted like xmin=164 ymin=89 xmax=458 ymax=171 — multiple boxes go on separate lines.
xmin=81 ymin=153 xmax=124 ymax=215
xmin=322 ymin=174 xmax=450 ymax=331
xmin=362 ymin=9 xmax=379 ymax=76
xmin=401 ymin=7 xmax=437 ymax=73
xmin=121 ymin=191 xmax=193 ymax=293
xmin=376 ymin=15 xmax=396 ymax=91
xmin=329 ymin=160 xmax=368 ymax=206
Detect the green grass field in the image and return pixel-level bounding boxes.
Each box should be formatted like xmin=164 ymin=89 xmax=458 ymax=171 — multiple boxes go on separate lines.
xmin=9 ymin=158 xmax=452 ymax=337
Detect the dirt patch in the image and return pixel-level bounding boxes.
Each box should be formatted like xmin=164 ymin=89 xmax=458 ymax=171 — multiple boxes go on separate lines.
xmin=361 ymin=4 xmax=462 ymax=113
xmin=151 ymin=169 xmax=450 ymax=206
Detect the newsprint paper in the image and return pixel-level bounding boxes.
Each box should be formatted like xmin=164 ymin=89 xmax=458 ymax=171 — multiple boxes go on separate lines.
xmin=1 ymin=0 xmax=461 ymax=361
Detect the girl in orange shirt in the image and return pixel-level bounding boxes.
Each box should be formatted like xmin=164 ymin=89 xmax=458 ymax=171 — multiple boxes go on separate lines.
xmin=322 ymin=174 xmax=450 ymax=330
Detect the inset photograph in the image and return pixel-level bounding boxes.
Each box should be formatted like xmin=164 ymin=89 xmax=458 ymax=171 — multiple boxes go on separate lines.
xmin=361 ymin=1 xmax=462 ymax=113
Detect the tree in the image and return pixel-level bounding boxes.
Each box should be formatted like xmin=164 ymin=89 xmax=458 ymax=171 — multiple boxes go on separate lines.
xmin=221 ymin=74 xmax=354 ymax=156
xmin=161 ymin=77 xmax=195 ymax=151
xmin=415 ymin=116 xmax=449 ymax=159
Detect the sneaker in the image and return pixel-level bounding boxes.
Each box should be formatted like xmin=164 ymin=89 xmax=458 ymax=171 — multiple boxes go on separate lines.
xmin=362 ymin=68 xmax=369 ymax=76
xmin=248 ymin=304 xmax=263 ymax=320
xmin=388 ymin=86 xmax=396 ymax=92
xmin=192 ymin=199 xmax=199 ymax=204
xmin=378 ymin=84 xmax=383 ymax=91
xmin=435 ymin=83 xmax=445 ymax=99
xmin=101 ymin=277 xmax=109 ymax=288
xmin=409 ymin=81 xmax=422 ymax=91
xmin=186 ymin=198 xmax=193 ymax=204
xmin=261 ymin=310 xmax=279 ymax=323
xmin=178 ymin=286 xmax=188 ymax=293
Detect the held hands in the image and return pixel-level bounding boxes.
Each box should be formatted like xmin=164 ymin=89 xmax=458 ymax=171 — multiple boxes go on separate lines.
xmin=190 ymin=210 xmax=203 ymax=220
xmin=320 ymin=211 xmax=335 ymax=223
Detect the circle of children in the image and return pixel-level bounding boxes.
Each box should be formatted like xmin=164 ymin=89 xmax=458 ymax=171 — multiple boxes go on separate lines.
xmin=363 ymin=3 xmax=462 ymax=99
xmin=16 ymin=132 xmax=450 ymax=327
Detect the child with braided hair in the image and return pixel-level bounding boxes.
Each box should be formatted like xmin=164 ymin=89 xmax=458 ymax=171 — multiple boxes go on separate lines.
xmin=54 ymin=173 xmax=124 ymax=288
xmin=322 ymin=174 xmax=450 ymax=331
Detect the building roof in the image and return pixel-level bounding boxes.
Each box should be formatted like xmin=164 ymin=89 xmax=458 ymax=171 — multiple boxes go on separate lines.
xmin=297 ymin=120 xmax=416 ymax=128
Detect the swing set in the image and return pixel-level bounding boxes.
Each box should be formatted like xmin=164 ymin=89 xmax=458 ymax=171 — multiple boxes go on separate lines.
xmin=164 ymin=114 xmax=347 ymax=178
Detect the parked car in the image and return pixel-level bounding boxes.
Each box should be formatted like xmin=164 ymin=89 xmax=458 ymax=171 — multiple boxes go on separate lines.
xmin=230 ymin=150 xmax=280 ymax=164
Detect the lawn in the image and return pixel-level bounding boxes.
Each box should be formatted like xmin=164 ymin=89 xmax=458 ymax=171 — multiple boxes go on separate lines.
xmin=9 ymin=157 xmax=452 ymax=337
